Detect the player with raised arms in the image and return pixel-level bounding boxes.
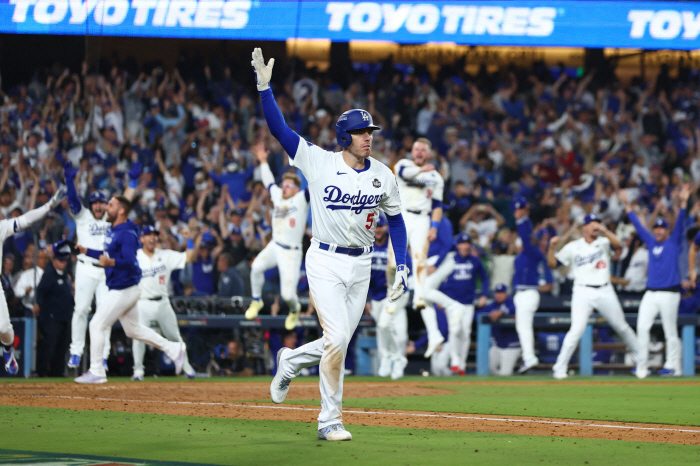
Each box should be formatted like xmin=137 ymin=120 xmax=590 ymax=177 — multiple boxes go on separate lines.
xmin=244 ymin=142 xmax=310 ymax=331
xmin=63 ymin=162 xmax=112 ymax=371
xmin=1 ymin=187 xmax=66 ymax=375
xmin=252 ymin=48 xmax=408 ymax=441
xmin=619 ymin=185 xmax=690 ymax=378
xmin=546 ymin=213 xmax=640 ymax=379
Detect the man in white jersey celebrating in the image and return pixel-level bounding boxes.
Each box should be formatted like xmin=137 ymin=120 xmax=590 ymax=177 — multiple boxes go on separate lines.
xmin=131 ymin=225 xmax=196 ymax=381
xmin=64 ymin=161 xmax=112 ymax=370
xmin=546 ymin=213 xmax=639 ymax=379
xmin=244 ymin=143 xmax=309 ymax=330
xmin=252 ymin=48 xmax=408 ymax=441
xmin=1 ymin=188 xmax=65 ymax=375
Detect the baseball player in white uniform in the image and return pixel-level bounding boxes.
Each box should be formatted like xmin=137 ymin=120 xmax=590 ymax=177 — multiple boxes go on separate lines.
xmin=64 ymin=161 xmax=112 ymax=370
xmin=547 ymin=213 xmax=640 ymax=379
xmin=394 ymin=138 xmax=444 ymax=357
xmin=245 ymin=143 xmax=309 ymax=330
xmin=1 ymin=188 xmax=65 ymax=375
xmin=252 ymin=48 xmax=408 ymax=442
xmin=132 ymin=225 xmax=196 ymax=380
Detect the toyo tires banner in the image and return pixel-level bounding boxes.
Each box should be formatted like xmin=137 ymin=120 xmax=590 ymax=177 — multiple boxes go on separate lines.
xmin=2 ymin=0 xmax=700 ymax=49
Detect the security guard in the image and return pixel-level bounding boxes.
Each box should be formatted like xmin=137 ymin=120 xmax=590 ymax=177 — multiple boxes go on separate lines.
xmin=35 ymin=241 xmax=75 ymax=377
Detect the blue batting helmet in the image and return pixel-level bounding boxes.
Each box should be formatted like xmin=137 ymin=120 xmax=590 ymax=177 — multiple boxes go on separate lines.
xmin=335 ymin=109 xmax=381 ymax=148
xmin=89 ymin=190 xmax=108 ymax=204
xmin=140 ymin=225 xmax=158 ymax=236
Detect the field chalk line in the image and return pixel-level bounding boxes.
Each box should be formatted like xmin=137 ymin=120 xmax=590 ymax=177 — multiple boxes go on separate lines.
xmin=5 ymin=394 xmax=700 ymax=434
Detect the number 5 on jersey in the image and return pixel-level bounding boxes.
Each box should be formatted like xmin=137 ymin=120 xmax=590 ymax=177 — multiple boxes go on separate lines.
xmin=366 ymin=212 xmax=375 ymax=230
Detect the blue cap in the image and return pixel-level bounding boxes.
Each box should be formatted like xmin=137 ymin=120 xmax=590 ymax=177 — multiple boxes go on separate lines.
xmin=583 ymin=213 xmax=601 ymax=225
xmin=140 ymin=225 xmax=158 ymax=236
xmin=653 ymin=218 xmax=669 ymax=229
xmin=89 ymin=190 xmax=108 ymax=204
xmin=229 ymin=225 xmax=242 ymax=236
xmin=511 ymin=195 xmax=527 ymax=210
xmin=494 ymin=283 xmax=508 ymax=293
xmin=455 ymin=232 xmax=471 ymax=245
xmin=201 ymin=231 xmax=215 ymax=245
xmin=536 ymin=228 xmax=550 ymax=240
xmin=229 ymin=208 xmax=245 ymax=217
xmin=376 ymin=213 xmax=388 ymax=227
xmin=52 ymin=240 xmax=73 ymax=259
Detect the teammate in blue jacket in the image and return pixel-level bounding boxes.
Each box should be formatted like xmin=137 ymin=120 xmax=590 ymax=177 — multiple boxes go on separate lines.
xmin=420 ymin=213 xmax=454 ymax=358
xmin=423 ymin=232 xmax=488 ymax=375
xmin=619 ymin=185 xmax=690 ymax=378
xmin=74 ymin=195 xmax=187 ymax=384
xmin=512 ymin=196 xmax=547 ymax=374
xmin=474 ymin=283 xmax=521 ymax=375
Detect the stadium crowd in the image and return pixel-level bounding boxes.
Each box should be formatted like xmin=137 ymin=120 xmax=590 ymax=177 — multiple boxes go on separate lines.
xmin=2 ymin=53 xmax=700 ymax=375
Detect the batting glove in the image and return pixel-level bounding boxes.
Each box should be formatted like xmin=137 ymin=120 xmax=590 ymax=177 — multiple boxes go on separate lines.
xmin=49 ymin=185 xmax=67 ymax=209
xmin=388 ymin=264 xmax=409 ymax=303
xmin=251 ymin=47 xmax=274 ymax=92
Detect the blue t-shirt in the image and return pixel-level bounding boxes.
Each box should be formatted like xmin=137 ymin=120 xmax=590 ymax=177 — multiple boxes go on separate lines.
xmin=192 ymin=256 xmax=215 ymax=295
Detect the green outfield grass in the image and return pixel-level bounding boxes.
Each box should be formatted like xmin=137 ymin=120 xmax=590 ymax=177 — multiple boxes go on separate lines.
xmin=2 ymin=405 xmax=699 ymax=466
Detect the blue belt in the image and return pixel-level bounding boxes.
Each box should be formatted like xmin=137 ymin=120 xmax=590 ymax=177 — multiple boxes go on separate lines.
xmin=407 ymin=209 xmax=428 ymax=215
xmin=319 ymin=242 xmax=372 ymax=256
xmin=276 ymin=242 xmax=300 ymax=250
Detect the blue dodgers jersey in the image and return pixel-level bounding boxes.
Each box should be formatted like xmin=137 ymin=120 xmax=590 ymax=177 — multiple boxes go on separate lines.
xmin=439 ymin=253 xmax=489 ymax=305
xmin=629 ymin=209 xmax=686 ymax=289
xmin=103 ymin=219 xmax=141 ymax=290
xmin=368 ymin=241 xmax=389 ymax=301
xmin=192 ymin=256 xmax=215 ymax=295
xmin=513 ymin=217 xmax=546 ymax=290
xmin=475 ymin=297 xmax=520 ymax=348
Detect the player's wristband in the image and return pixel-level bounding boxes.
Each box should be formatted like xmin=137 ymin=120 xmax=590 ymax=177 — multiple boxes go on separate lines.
xmin=128 ymin=179 xmax=138 ymax=189
xmin=186 ymin=239 xmax=194 ymax=249
xmin=430 ymin=221 xmax=439 ymax=229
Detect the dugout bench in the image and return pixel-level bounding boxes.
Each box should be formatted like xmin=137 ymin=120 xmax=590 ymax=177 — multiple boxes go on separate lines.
xmin=476 ymin=313 xmax=700 ymax=376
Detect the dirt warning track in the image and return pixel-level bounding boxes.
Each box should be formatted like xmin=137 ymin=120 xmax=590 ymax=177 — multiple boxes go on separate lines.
xmin=1 ymin=381 xmax=698 ymax=445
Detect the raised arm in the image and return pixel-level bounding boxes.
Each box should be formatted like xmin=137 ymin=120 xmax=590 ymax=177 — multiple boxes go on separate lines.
xmin=689 ymin=238 xmax=699 ymax=286
xmin=63 ymin=162 xmax=83 ymax=216
xmin=546 ymin=236 xmax=561 ymax=269
xmin=251 ymin=48 xmax=300 ymax=158
xmin=597 ymin=222 xmax=622 ymax=250
xmin=11 ymin=187 xmax=66 ymax=234
xmin=671 ymin=184 xmax=690 ymax=244
xmin=618 ymin=189 xmax=655 ymax=245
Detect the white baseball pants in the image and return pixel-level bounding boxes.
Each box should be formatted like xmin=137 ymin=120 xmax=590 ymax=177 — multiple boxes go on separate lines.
xmin=489 ymin=346 xmax=522 ymax=376
xmin=370 ymin=294 xmax=408 ymax=368
xmin=278 ymin=242 xmax=371 ymax=429
xmin=0 ymin=289 xmax=14 ymax=348
xmin=420 ymin=253 xmax=455 ymax=349
xmin=404 ymin=211 xmax=431 ymax=307
xmin=637 ymin=290 xmax=681 ymax=373
xmin=431 ymin=340 xmax=452 ymax=376
xmin=132 ymin=298 xmax=192 ymax=378
xmin=553 ymin=284 xmax=639 ymax=375
xmin=70 ymin=261 xmax=111 ymax=359
xmin=251 ymin=242 xmax=303 ymax=312
xmin=514 ymin=289 xmax=540 ymax=363
xmin=88 ymin=285 xmax=182 ymax=378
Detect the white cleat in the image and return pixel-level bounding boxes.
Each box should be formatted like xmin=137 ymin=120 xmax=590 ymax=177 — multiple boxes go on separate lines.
xmin=553 ymin=370 xmax=568 ymax=380
xmin=634 ymin=367 xmax=649 ymax=379
xmin=391 ymin=356 xmax=407 ymax=380
xmin=131 ymin=374 xmax=144 ymax=381
xmin=183 ymin=360 xmax=196 ymax=379
xmin=424 ymin=334 xmax=445 ymax=359
xmin=377 ymin=357 xmax=392 ymax=378
xmin=270 ymin=348 xmax=291 ymax=404
xmin=518 ymin=356 xmax=539 ymax=374
xmin=75 ymin=371 xmax=107 ymax=384
xmin=318 ymin=423 xmax=352 ymax=441
xmin=245 ymin=299 xmax=264 ymax=320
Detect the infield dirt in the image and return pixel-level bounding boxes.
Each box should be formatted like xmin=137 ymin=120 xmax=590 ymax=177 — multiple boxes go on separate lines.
xmin=1 ymin=381 xmax=698 ymax=445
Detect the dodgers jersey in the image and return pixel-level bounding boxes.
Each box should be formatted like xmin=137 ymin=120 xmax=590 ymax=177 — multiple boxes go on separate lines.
xmin=475 ymin=297 xmax=520 ymax=348
xmin=74 ymin=207 xmax=111 ymax=266
xmin=440 ymin=252 xmax=489 ymax=304
xmin=628 ymin=209 xmax=686 ymax=289
xmin=290 ymin=140 xmax=402 ymax=247
xmin=394 ymin=159 xmax=444 ymax=214
xmin=555 ymin=237 xmax=612 ymax=286
xmin=260 ymin=163 xmax=309 ymax=247
xmin=137 ymin=248 xmax=186 ymax=299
